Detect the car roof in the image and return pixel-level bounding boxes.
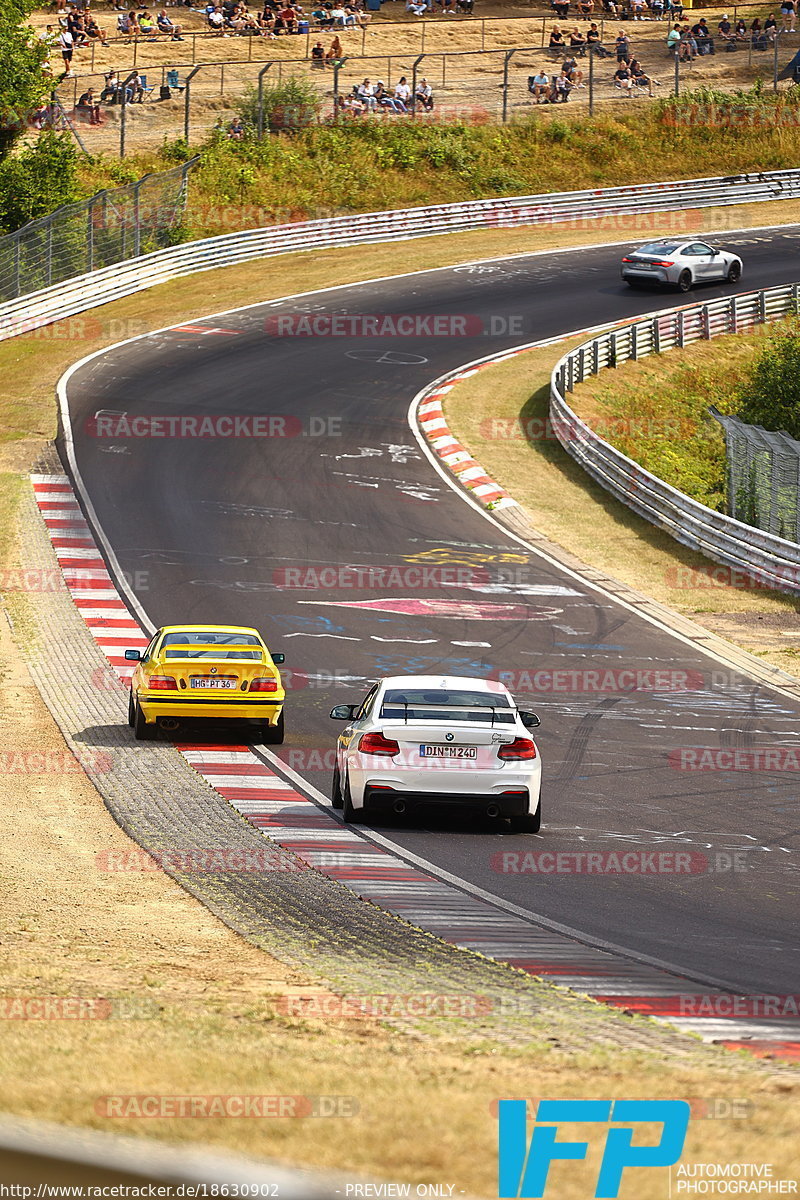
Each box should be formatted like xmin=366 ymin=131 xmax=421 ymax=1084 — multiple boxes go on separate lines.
xmin=378 ymin=674 xmax=513 ymax=696
xmin=157 ymin=624 xmax=263 ymax=636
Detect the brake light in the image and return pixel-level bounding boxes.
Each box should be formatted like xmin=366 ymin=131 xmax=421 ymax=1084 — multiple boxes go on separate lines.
xmin=358 ymin=732 xmax=400 ymax=757
xmin=148 ymin=675 xmax=177 ymax=690
xmin=250 ymin=677 xmax=279 ymax=692
xmin=498 ymin=738 xmax=537 ymax=761
xmin=651 ymin=260 xmax=674 ymax=267
xmin=621 ymin=257 xmax=634 ymax=263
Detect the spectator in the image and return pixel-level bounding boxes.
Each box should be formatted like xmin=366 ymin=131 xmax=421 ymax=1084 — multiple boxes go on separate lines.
xmin=552 ymin=68 xmax=573 ymax=100
xmin=529 ymin=67 xmax=550 ymax=101
xmin=614 ymin=61 xmax=633 ymax=92
xmin=586 ymin=23 xmax=612 ymax=54
xmin=781 ymin=0 xmax=796 ymax=32
xmin=372 ymin=81 xmax=403 ymax=111
xmin=326 ymin=34 xmax=343 ymax=62
xmin=228 ymin=116 xmax=245 ymax=139
xmin=415 ymin=77 xmax=434 ymax=109
xmin=208 ymin=5 xmax=225 ymax=30
xmin=602 ymin=0 xmax=618 ymax=17
xmin=356 ymin=78 xmax=377 ymax=109
xmin=311 ymin=38 xmax=325 ymax=63
xmin=100 ymin=69 xmax=121 ymax=101
xmin=66 ymin=10 xmax=88 ymax=45
xmin=578 ymin=0 xmax=594 ymax=15
xmin=553 ymin=0 xmax=570 ymax=19
xmin=629 ymin=57 xmax=656 ymax=92
xmin=734 ymin=16 xmax=747 ymax=38
xmin=406 ymin=0 xmax=427 ymax=12
xmin=569 ymin=26 xmax=587 ymax=53
xmin=157 ymin=9 xmax=183 ymax=37
xmin=717 ymin=13 xmax=734 ymax=41
xmin=666 ymin=21 xmax=682 ymax=52
xmin=631 ymin=0 xmax=646 ymax=20
xmin=766 ymin=12 xmax=779 ymax=40
xmin=548 ymin=24 xmax=566 ymax=53
xmin=562 ymin=54 xmax=584 ymax=83
xmin=126 ymin=70 xmax=145 ymax=101
xmin=329 ymin=3 xmax=347 ymax=22
xmin=751 ymin=17 xmax=768 ymax=48
xmin=614 ymin=28 xmax=631 ymax=59
xmin=394 ymin=75 xmax=411 ymax=108
xmin=456 ymin=0 xmax=474 ymax=13
xmin=76 ymin=87 xmax=102 ymax=123
xmin=651 ymin=0 xmax=664 ymax=19
xmin=57 ymin=27 xmax=74 ymax=76
xmin=691 ymin=17 xmax=714 ymax=53
xmin=85 ymin=15 xmax=109 ymax=43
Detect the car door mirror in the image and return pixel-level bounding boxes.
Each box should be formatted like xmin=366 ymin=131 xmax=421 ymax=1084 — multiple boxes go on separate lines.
xmin=519 ymin=710 xmax=541 ymax=729
xmin=124 ymin=649 xmax=142 ymax=661
xmin=330 ymin=704 xmax=357 ymax=720
xmin=271 ymin=652 xmax=285 ymax=664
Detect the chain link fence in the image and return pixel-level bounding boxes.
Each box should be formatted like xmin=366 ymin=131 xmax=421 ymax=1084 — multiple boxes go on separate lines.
xmin=711 ymin=407 xmax=800 ymax=542
xmin=0 ymin=159 xmax=197 ymax=303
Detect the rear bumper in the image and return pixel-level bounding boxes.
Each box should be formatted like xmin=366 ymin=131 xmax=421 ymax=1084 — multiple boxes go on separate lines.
xmin=363 ymin=785 xmax=532 ymax=817
xmin=138 ymin=694 xmax=283 ymax=723
xmin=621 ymin=267 xmax=671 ymax=285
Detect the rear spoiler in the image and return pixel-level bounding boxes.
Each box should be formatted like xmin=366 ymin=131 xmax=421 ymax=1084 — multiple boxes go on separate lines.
xmin=380 ymin=701 xmax=511 ymax=726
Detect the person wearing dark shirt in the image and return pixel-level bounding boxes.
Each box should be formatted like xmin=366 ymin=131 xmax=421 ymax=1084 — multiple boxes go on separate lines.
xmin=77 ymin=87 xmax=102 ymax=124
xmin=692 ymin=17 xmax=714 ymax=53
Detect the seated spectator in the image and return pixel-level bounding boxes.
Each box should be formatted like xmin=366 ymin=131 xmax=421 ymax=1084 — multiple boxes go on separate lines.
xmin=326 ymin=34 xmax=343 ymax=61
xmin=407 ymin=0 xmax=427 ymax=12
xmin=100 ymin=70 xmax=121 ymax=101
xmin=569 ymin=27 xmax=586 ymax=52
xmin=85 ymin=15 xmax=108 ymax=43
xmin=548 ymin=24 xmax=566 ymax=53
xmin=77 ymin=87 xmax=102 ymax=123
xmin=602 ymin=0 xmax=618 ymax=17
xmin=138 ymin=10 xmax=158 ymax=34
xmin=311 ymin=38 xmax=326 ymax=63
xmin=734 ymin=16 xmax=747 ymax=38
xmin=553 ymin=0 xmax=570 ymax=19
xmin=666 ymin=21 xmax=681 ymax=52
xmin=456 ymin=0 xmax=474 ymax=12
xmin=373 ymin=81 xmax=404 ymax=111
xmin=552 ymin=68 xmax=573 ymax=100
xmin=66 ymin=10 xmax=88 ymax=44
xmin=157 ymin=9 xmax=183 ymax=37
xmin=651 ymin=0 xmax=664 ymax=19
xmin=329 ymin=4 xmax=347 ymax=22
xmin=765 ymin=12 xmax=779 ymax=39
xmin=208 ymin=5 xmax=225 ymax=30
xmin=613 ymin=61 xmax=633 ymax=92
xmin=586 ymin=23 xmax=612 ymax=54
xmin=336 ymin=94 xmax=365 ymax=116
xmin=692 ymin=17 xmax=714 ymax=52
xmin=228 ymin=116 xmax=245 ymax=139
xmin=355 ymin=78 xmax=377 ymax=109
xmin=751 ymin=17 xmax=768 ymax=48
xmin=578 ymin=0 xmax=594 ymax=15
xmin=717 ymin=13 xmax=734 ymax=40
xmin=629 ymin=56 xmax=656 ymax=92
xmin=394 ymin=75 xmax=411 ymax=108
xmin=631 ymin=0 xmax=646 ymax=20
xmin=126 ymin=70 xmax=145 ymax=101
xmin=528 ymin=67 xmax=551 ymax=100
xmin=415 ymin=76 xmax=434 ymax=109
xmin=562 ymin=53 xmax=584 ymax=83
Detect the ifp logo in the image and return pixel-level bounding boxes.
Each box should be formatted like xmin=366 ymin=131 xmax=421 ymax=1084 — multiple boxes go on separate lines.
xmin=498 ymin=1099 xmax=690 ymax=1198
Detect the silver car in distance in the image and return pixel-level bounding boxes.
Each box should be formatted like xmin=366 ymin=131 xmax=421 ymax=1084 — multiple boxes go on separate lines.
xmin=621 ymin=239 xmax=743 ymax=293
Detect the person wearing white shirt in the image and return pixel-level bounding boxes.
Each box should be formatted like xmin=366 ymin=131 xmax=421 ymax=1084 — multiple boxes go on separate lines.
xmin=394 ymin=76 xmax=411 ymax=108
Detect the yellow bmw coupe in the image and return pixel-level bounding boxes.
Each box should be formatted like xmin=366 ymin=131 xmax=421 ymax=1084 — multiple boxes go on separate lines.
xmin=126 ymin=624 xmax=286 ymax=743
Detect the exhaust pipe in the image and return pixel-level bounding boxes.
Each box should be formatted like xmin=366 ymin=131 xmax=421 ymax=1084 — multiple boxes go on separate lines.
xmin=158 ymin=717 xmax=180 ymax=731
xmin=486 ymin=803 xmax=501 ymax=818
xmin=393 ymin=798 xmax=407 ymax=814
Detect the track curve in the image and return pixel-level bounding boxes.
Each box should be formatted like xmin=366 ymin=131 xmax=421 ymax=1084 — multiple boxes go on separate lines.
xmin=60 ymin=229 xmax=800 ymax=995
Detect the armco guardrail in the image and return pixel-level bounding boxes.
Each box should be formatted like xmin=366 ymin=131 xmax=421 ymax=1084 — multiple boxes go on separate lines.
xmin=550 ymin=283 xmax=800 ymax=594
xmin=3 ymin=167 xmax=800 ymax=344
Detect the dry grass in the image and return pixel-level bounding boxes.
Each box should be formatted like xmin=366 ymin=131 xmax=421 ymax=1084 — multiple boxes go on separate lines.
xmin=1 ymin=217 xmax=800 ymax=1188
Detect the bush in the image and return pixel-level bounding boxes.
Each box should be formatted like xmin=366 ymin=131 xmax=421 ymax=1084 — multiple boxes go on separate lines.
xmin=0 ymin=132 xmax=79 ymax=233
xmin=239 ymin=77 xmax=322 ymax=134
xmin=734 ymin=321 xmax=800 ymax=438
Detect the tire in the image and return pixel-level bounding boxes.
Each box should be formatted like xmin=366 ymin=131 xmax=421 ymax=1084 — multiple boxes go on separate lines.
xmin=260 ymin=710 xmax=285 ymax=745
xmin=677 ymin=269 xmax=692 ymax=293
xmin=342 ymin=771 xmax=362 ymax=823
xmin=510 ymin=802 xmax=542 ymax=833
xmin=127 ymin=690 xmax=135 ymax=728
xmin=331 ymin=763 xmax=343 ymax=810
xmin=133 ymin=700 xmax=155 ymax=741
xmin=727 ymin=261 xmax=742 ymax=283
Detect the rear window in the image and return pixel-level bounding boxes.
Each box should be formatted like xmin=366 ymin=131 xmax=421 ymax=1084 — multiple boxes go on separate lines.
xmin=381 ymin=688 xmax=514 ymax=724
xmin=162 ymin=631 xmax=262 ymax=661
xmin=635 ymin=242 xmax=681 ymax=255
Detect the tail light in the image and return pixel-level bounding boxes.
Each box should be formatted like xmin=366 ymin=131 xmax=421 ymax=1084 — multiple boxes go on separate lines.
xmin=250 ymin=677 xmax=279 ymax=692
xmin=148 ymin=675 xmax=177 ymax=691
xmin=498 ymin=737 xmax=537 ymax=761
xmin=358 ymin=732 xmax=400 ymax=757
xmin=651 ymin=260 xmax=674 ymax=268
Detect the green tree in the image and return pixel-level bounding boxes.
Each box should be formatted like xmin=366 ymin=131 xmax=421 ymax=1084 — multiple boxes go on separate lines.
xmin=0 ymin=0 xmax=50 ymax=156
xmin=0 ymin=132 xmax=80 ymax=231
xmin=734 ymin=321 xmax=800 ymax=438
